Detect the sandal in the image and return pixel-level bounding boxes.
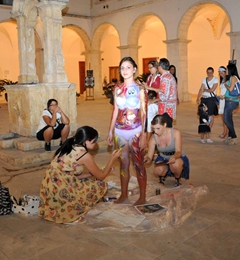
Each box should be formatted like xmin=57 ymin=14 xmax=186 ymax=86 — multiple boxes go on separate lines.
xmin=174 ymin=177 xmax=181 ymax=187
xmin=219 ymin=134 xmax=226 ymax=139
xmin=159 ymin=176 xmax=165 ymax=185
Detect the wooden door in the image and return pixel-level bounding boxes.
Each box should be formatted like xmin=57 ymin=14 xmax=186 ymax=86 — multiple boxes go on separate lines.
xmin=109 ymin=66 xmax=119 ymax=82
xmin=79 ymin=61 xmax=86 ymax=94
xmin=142 ymin=57 xmax=158 ymax=74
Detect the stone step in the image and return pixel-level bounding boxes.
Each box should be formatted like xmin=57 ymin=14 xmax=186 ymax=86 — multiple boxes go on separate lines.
xmin=0 ymin=137 xmax=61 ymax=151
xmin=0 ymin=140 xmax=110 ymax=167
xmin=0 ymin=147 xmax=55 ymax=167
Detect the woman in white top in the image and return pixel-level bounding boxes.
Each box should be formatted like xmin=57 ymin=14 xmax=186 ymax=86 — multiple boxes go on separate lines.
xmin=196 ymin=67 xmax=218 ymax=129
xmin=218 ymin=66 xmax=228 ymax=138
xmin=36 ymin=99 xmax=70 ymax=151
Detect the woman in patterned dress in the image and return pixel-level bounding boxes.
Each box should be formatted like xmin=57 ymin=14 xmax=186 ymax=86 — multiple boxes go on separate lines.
xmin=38 ymin=126 xmax=121 ymax=224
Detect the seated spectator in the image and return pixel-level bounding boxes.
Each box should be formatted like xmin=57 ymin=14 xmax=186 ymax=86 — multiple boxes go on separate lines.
xmin=38 ymin=126 xmax=121 ymax=224
xmin=36 ymin=99 xmax=70 ymax=151
xmin=144 ymin=114 xmax=189 ymax=186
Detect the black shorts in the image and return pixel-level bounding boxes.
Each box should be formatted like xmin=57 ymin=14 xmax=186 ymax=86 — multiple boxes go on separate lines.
xmin=36 ymin=124 xmax=65 ymax=141
xmin=200 ymin=97 xmax=215 ymax=116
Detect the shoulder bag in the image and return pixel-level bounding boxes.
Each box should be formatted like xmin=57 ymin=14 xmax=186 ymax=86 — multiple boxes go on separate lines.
xmin=229 ymin=76 xmax=240 ymax=97
xmin=205 ymin=78 xmax=219 ymax=116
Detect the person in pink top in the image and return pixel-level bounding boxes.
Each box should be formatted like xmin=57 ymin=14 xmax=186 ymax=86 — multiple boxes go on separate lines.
xmin=158 ymin=58 xmax=178 ymax=120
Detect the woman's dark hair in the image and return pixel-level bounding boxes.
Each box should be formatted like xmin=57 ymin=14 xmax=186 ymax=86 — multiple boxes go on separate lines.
xmin=47 ymin=99 xmax=58 ymax=109
xmin=151 ymin=114 xmax=167 ymax=127
xmin=206 ymin=67 xmax=214 ymax=72
xmin=148 ymin=60 xmax=158 ymax=69
xmin=54 ymin=126 xmax=98 ymax=158
xmin=197 ymin=104 xmax=205 ymax=116
xmin=227 ymin=63 xmax=240 ymax=79
xmin=119 ymin=57 xmax=138 ymax=83
xmin=169 ymin=65 xmax=178 ymax=83
xmin=218 ymin=66 xmax=226 ymax=84
xmin=148 ymin=90 xmax=157 ymax=99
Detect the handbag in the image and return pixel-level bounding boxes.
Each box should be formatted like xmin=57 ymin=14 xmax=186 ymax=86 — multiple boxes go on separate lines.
xmin=229 ymin=78 xmax=240 ymax=97
xmin=205 ymin=78 xmax=219 ymax=105
xmin=0 ymin=182 xmax=12 ymax=215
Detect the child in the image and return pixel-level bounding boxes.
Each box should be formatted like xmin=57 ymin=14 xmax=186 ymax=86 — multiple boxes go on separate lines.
xmin=147 ymin=90 xmax=159 ymax=141
xmin=197 ymin=103 xmax=213 ymax=144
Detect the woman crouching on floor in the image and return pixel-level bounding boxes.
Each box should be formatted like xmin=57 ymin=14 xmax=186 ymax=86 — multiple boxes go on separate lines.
xmin=144 ymin=114 xmax=189 ymax=186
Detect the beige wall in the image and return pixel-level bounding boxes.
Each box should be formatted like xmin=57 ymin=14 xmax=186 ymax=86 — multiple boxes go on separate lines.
xmin=188 ymin=16 xmax=230 ymax=95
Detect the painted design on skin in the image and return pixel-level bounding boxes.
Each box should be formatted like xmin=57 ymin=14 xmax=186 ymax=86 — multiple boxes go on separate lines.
xmin=115 ymin=135 xmax=126 ymax=177
xmin=131 ymin=133 xmax=146 ymax=179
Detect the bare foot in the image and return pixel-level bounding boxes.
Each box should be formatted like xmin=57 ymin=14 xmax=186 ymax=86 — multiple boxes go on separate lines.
xmin=114 ymin=195 xmax=129 ymax=204
xmin=133 ymin=198 xmax=147 ymax=206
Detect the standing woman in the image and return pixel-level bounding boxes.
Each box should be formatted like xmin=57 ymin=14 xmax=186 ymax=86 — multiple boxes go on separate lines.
xmin=107 ymin=57 xmax=147 ymax=205
xmin=223 ymin=63 xmax=240 ymax=145
xmin=218 ymin=66 xmax=228 ymax=139
xmin=169 ymin=65 xmax=179 ymax=104
xmin=196 ymin=67 xmax=218 ymax=129
xmin=144 ymin=60 xmax=161 ymax=95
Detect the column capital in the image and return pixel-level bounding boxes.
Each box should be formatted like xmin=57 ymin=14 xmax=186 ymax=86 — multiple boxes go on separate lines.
xmin=163 ymin=38 xmax=191 ymax=45
xmin=226 ymin=31 xmax=240 ymax=37
xmin=117 ymin=45 xmax=141 ymax=50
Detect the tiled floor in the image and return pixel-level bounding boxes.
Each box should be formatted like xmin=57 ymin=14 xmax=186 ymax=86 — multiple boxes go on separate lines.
xmin=0 ymin=97 xmax=240 ymax=260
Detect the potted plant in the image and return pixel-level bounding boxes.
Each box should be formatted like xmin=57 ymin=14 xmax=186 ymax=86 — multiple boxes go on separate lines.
xmin=0 ymin=79 xmax=18 ymax=102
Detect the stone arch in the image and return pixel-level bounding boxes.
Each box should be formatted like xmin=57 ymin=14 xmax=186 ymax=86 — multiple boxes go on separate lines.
xmin=178 ymin=1 xmax=232 ymax=39
xmin=0 ymin=20 xmax=19 ymax=82
xmin=128 ymin=13 xmax=166 ymax=46
xmin=92 ymin=22 xmax=120 ymax=50
xmin=91 ymin=23 xmax=120 ymax=92
xmin=62 ymin=24 xmax=91 ymax=51
xmin=178 ymin=1 xmax=231 ymax=96
xmin=0 ymin=20 xmax=16 ymax=50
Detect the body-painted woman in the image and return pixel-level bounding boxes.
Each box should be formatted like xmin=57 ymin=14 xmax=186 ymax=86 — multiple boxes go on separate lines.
xmin=107 ymin=57 xmax=147 ymax=205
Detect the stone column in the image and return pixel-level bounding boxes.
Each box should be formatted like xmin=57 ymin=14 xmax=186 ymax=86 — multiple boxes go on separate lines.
xmin=226 ymin=31 xmax=240 ymax=70
xmin=11 ymin=14 xmax=38 ymax=84
xmin=38 ymin=1 xmax=68 ymax=83
xmin=8 ymin=0 xmax=78 ymax=137
xmin=163 ymin=39 xmax=191 ymax=102
xmin=85 ymin=49 xmax=103 ymax=96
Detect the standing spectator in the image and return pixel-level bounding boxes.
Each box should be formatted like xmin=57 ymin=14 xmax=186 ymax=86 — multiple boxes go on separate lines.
xmin=223 ymin=63 xmax=240 ymax=145
xmin=107 ymin=57 xmax=147 ymax=205
xmin=146 ymin=90 xmax=158 ymax=142
xmin=196 ymin=67 xmax=218 ymax=129
xmin=36 ymin=99 xmax=70 ymax=151
xmin=169 ymin=65 xmax=179 ymax=104
xmin=218 ymin=66 xmax=228 ymax=139
xmin=158 ymin=58 xmax=178 ymax=120
xmin=143 ymin=60 xmax=161 ymax=95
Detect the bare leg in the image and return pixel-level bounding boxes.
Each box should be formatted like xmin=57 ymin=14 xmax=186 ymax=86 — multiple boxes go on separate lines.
xmin=43 ymin=127 xmax=54 ymax=143
xmin=61 ymin=124 xmax=70 ymax=142
xmin=220 ymin=114 xmax=228 ymax=137
xmin=130 ymin=134 xmax=147 ymax=206
xmin=209 ymin=116 xmax=214 ymax=129
xmin=114 ymin=139 xmax=130 ymax=204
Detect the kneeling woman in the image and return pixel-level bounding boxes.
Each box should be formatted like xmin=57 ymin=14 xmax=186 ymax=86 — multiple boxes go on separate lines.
xmin=145 ymin=115 xmax=189 ymax=186
xmin=38 ymin=126 xmax=121 ymax=224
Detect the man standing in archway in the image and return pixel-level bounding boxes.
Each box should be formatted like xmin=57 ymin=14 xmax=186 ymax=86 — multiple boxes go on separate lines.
xmin=158 ymin=58 xmax=178 ymax=121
